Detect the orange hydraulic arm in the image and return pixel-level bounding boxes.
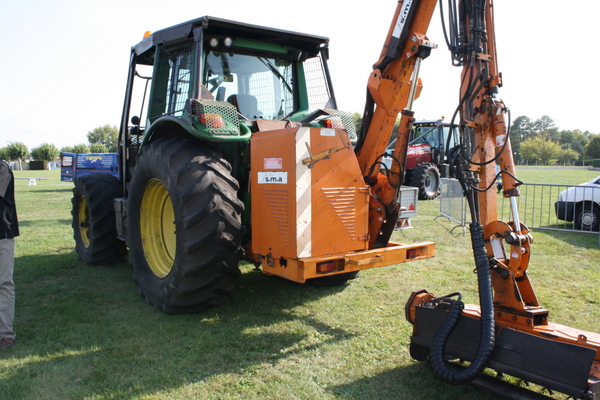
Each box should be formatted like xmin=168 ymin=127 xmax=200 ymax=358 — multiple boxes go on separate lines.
xmin=403 ymin=0 xmax=600 ymax=396
xmin=355 ymin=0 xmax=438 ymax=248
xmin=445 ymin=0 xmax=548 ymax=328
xmin=455 ymin=0 xmax=541 ymax=322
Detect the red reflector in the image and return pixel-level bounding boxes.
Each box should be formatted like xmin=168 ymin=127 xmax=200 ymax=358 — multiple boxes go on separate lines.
xmin=199 ymin=113 xmax=225 ymax=128
xmin=317 ymin=261 xmax=339 ymax=273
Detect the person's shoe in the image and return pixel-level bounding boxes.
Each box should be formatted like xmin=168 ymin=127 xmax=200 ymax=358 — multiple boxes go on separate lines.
xmin=0 ymin=337 xmax=15 ymax=350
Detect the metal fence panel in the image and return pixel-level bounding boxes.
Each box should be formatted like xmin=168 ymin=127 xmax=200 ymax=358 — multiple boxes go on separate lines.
xmin=437 ymin=178 xmax=467 ymax=235
xmin=499 ymin=183 xmax=600 ymax=235
xmin=438 ymin=179 xmax=600 ymax=243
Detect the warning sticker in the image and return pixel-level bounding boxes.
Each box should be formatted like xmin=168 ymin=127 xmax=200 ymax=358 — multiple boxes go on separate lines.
xmin=495 ymin=134 xmax=506 ymax=147
xmin=264 ymin=157 xmax=283 ymax=169
xmin=258 ymin=171 xmax=288 ymax=184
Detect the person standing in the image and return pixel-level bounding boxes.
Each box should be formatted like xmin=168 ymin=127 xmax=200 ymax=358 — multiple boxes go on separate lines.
xmin=0 ymin=160 xmax=18 ymax=350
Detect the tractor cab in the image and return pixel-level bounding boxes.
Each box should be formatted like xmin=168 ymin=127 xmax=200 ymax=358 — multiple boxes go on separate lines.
xmin=409 ymin=119 xmax=458 ymax=166
xmin=119 ymin=16 xmax=356 ymax=162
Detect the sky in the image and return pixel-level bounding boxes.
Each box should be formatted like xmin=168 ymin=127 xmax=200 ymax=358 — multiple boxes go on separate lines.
xmin=1 ymin=0 xmax=599 ymax=150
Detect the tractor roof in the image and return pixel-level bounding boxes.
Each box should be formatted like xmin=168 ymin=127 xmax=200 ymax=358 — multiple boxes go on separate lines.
xmin=413 ymin=119 xmax=453 ymax=127
xmin=133 ymin=16 xmax=329 ymax=59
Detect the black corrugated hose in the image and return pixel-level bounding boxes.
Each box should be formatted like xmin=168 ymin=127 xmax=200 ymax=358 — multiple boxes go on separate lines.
xmin=429 ymin=221 xmax=496 ymax=384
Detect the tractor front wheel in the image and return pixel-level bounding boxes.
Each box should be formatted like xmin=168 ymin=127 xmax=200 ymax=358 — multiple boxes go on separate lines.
xmin=126 ymin=137 xmax=244 ymax=314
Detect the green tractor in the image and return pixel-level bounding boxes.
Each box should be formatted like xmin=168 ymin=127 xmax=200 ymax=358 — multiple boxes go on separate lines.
xmin=71 ymin=17 xmax=360 ymax=313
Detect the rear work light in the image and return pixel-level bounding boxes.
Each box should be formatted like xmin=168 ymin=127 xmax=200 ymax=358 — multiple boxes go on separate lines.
xmin=208 ymin=37 xmax=233 ymax=48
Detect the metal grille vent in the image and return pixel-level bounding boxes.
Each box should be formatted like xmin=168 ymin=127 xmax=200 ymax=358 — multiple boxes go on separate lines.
xmin=321 ymin=187 xmax=357 ymax=237
xmin=262 ymin=188 xmax=290 ymax=247
xmin=190 ymin=99 xmax=240 ymax=135
xmin=317 ymin=112 xmax=357 ymax=143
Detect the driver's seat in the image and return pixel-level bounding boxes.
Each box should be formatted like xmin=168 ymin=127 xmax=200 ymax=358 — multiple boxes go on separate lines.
xmin=227 ymin=94 xmax=261 ymax=120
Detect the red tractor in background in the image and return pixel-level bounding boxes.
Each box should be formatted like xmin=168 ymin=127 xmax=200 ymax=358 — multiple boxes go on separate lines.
xmin=387 ymin=118 xmax=457 ymax=200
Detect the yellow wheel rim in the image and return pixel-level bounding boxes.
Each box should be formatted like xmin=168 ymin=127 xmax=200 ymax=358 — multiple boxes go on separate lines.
xmin=140 ymin=179 xmax=176 ymax=278
xmin=78 ymin=197 xmax=90 ymax=248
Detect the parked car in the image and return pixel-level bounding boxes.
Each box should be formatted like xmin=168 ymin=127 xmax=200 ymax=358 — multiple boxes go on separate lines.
xmin=554 ymin=175 xmax=600 ymax=231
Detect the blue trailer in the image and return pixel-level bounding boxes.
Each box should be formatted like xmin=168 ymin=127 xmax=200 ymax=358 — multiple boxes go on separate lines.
xmin=60 ymin=152 xmax=119 ymax=182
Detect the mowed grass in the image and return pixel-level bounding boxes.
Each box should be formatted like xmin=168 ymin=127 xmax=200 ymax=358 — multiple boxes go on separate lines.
xmin=515 ymin=166 xmax=599 ymax=185
xmin=0 ymin=168 xmax=598 ymax=400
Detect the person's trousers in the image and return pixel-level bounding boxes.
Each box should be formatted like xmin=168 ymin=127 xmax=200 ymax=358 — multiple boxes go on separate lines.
xmin=0 ymin=238 xmax=15 ymax=339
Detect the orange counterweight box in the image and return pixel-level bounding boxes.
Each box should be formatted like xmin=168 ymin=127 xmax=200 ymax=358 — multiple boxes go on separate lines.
xmin=250 ymin=126 xmax=435 ymax=283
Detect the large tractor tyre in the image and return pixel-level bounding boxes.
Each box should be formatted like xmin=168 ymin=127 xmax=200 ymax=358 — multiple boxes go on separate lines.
xmin=574 ymin=203 xmax=600 ymax=232
xmin=410 ymin=163 xmax=441 ymax=200
xmin=127 ymin=137 xmax=244 ymax=314
xmin=72 ymin=174 xmax=127 ymax=265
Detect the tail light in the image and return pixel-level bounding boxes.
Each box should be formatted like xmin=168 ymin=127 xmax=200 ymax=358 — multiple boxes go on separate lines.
xmin=317 ymin=260 xmax=343 ymax=273
xmin=320 ymin=119 xmax=345 ymax=129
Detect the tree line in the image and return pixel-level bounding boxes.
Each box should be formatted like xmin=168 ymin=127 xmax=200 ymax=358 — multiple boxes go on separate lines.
xmin=349 ymin=113 xmax=599 ymax=166
xmin=0 ymin=125 xmax=118 ymax=170
xmin=3 ymin=116 xmax=599 ymax=169
xmin=509 ymin=115 xmax=599 ymax=165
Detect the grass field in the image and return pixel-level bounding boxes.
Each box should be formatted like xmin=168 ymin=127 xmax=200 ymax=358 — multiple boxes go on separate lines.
xmin=1 ymin=168 xmax=599 ymax=400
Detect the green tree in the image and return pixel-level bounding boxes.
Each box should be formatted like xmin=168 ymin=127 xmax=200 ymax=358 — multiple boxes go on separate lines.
xmin=510 ymin=115 xmax=534 ymax=141
xmin=559 ymin=129 xmax=589 ymax=156
xmin=60 ymin=146 xmax=75 ymax=153
xmin=351 ymin=112 xmax=362 ymax=138
xmin=31 ymin=143 xmax=60 ymax=168
xmin=0 ymin=147 xmax=8 ymax=161
xmin=6 ymin=142 xmax=29 ymax=170
xmin=72 ymin=143 xmax=90 ymax=154
xmin=519 ymin=139 xmax=536 ymax=163
xmin=520 ymin=136 xmax=561 ymax=165
xmin=509 ymin=115 xmax=534 ymax=160
xmin=89 ymin=143 xmax=109 ymax=153
xmin=557 ymin=148 xmax=580 ymax=165
xmin=536 ymin=119 xmax=559 ymax=142
xmin=532 ymin=115 xmax=556 ymax=134
xmin=584 ymin=135 xmax=600 ymax=159
xmin=87 ymin=124 xmax=118 ymax=152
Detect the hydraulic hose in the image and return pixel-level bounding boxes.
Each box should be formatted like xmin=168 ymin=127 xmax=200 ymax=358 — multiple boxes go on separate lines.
xmin=429 ymin=221 xmax=495 ymax=384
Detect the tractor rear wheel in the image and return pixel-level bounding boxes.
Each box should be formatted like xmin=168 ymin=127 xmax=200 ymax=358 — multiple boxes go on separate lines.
xmin=72 ymin=174 xmax=126 ymax=265
xmin=127 ymin=137 xmax=244 ymax=314
xmin=410 ymin=162 xmax=441 ymax=200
